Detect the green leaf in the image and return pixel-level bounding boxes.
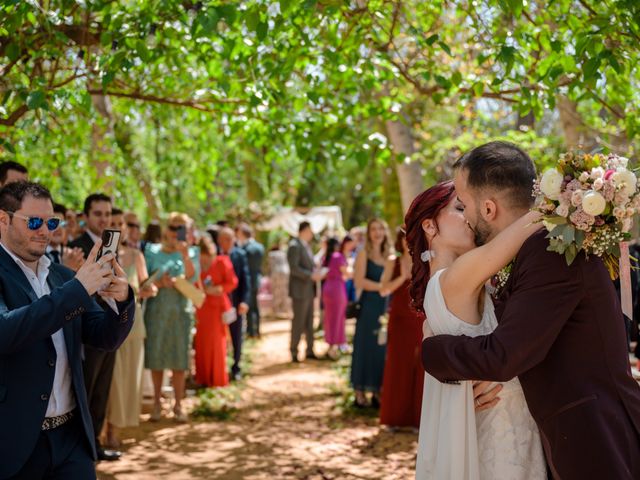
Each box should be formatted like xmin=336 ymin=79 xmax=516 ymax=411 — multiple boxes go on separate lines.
xmin=256 ymin=22 xmax=268 ymax=41
xmin=583 ymin=56 xmax=601 ymax=81
xmin=26 ymin=90 xmax=46 ymax=110
xmin=6 ymin=43 xmax=20 ymax=62
xmin=438 ymin=41 xmax=452 ymax=57
xmin=451 ymin=71 xmax=463 ymax=86
xmin=425 ymin=34 xmax=439 ymax=46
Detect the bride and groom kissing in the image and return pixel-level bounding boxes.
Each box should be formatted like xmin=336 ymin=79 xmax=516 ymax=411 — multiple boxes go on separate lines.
xmin=405 ymin=142 xmax=640 ymax=479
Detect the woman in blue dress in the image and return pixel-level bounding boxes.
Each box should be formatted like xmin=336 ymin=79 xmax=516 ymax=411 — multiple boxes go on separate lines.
xmin=144 ymin=212 xmax=199 ymax=422
xmin=350 ymin=218 xmax=392 ymax=408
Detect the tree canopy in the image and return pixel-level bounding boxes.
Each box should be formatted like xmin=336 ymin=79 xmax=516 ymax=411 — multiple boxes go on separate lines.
xmin=1 ymin=0 xmax=638 ymax=227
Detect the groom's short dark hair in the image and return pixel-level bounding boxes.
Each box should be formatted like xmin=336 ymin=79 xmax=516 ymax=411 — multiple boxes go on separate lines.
xmin=453 ymin=141 xmax=536 ymax=209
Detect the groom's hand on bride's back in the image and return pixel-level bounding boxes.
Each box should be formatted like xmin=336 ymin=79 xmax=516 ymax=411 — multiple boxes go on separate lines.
xmin=473 ymin=381 xmax=502 ymax=411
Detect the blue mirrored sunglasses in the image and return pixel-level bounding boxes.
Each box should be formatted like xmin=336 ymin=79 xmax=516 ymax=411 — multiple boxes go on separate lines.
xmin=7 ymin=212 xmax=62 ymax=231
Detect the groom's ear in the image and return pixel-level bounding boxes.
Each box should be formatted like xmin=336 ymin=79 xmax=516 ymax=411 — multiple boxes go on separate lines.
xmin=481 ymin=199 xmax=498 ymax=221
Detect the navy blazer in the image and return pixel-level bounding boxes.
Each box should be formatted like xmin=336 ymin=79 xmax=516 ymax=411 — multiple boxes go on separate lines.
xmin=0 ymin=247 xmax=136 ymax=478
xmin=242 ymin=239 xmax=265 ymax=290
xmin=228 ymin=246 xmax=250 ymax=308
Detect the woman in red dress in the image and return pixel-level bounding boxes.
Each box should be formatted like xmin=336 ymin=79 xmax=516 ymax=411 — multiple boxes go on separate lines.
xmin=379 ymin=228 xmax=425 ymax=428
xmin=195 ymin=237 xmax=238 ymax=387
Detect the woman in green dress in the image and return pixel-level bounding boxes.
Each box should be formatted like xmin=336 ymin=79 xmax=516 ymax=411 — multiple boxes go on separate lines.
xmin=350 ymin=218 xmax=392 ymax=408
xmin=144 ymin=212 xmax=199 ymax=422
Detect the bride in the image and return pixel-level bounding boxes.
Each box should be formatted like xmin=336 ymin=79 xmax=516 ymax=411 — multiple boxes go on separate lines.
xmin=405 ymin=181 xmax=546 ymax=479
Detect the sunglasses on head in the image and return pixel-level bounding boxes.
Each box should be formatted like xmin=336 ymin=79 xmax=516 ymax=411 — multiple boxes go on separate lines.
xmin=7 ymin=211 xmax=62 ymax=231
xmin=168 ymin=225 xmax=184 ymax=231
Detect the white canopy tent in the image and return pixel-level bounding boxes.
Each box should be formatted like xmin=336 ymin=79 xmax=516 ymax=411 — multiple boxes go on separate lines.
xmin=258 ymin=206 xmax=344 ymax=236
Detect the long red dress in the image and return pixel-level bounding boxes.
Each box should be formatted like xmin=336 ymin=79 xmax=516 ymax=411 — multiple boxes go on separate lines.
xmin=195 ymin=255 xmax=238 ymax=387
xmin=379 ymin=258 xmax=425 ymax=427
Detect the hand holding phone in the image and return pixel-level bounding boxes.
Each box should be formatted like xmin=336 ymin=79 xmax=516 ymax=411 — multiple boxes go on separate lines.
xmin=176 ymin=225 xmax=187 ymax=242
xmin=97 ymin=229 xmax=122 ymax=263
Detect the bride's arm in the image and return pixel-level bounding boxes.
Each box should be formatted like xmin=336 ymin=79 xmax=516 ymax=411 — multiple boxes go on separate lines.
xmin=441 ymin=210 xmax=541 ymax=299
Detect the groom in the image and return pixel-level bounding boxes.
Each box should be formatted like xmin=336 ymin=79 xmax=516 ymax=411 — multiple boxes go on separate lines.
xmin=422 ymin=141 xmax=640 ymax=479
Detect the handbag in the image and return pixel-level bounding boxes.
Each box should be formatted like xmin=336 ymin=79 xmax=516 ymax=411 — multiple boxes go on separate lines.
xmin=173 ymin=275 xmax=205 ymax=309
xmin=222 ymin=308 xmax=237 ymax=325
xmin=346 ymin=301 xmax=361 ymax=319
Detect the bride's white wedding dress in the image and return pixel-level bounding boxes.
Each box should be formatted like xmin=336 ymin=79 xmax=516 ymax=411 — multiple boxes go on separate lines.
xmin=415 ymin=269 xmax=546 ymax=480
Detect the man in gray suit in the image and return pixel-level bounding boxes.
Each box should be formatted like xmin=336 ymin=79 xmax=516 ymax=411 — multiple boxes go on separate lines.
xmin=287 ymin=221 xmax=321 ymax=362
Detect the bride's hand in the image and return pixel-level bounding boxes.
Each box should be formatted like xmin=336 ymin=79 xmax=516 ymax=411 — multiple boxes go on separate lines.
xmin=473 ymin=381 xmax=502 ymax=412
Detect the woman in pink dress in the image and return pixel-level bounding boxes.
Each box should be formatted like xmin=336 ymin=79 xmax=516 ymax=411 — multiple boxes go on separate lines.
xmin=321 ymin=237 xmax=349 ymax=359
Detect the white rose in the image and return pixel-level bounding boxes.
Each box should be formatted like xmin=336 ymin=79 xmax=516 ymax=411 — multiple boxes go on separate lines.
xmin=590 ymin=167 xmax=605 ymax=179
xmin=581 ymin=190 xmax=606 ymax=216
xmin=613 ymin=207 xmax=625 ymax=219
xmin=626 ymin=207 xmax=635 ymax=217
xmin=555 ymin=203 xmax=569 ymax=217
xmin=612 ymin=168 xmax=638 ymax=196
xmin=539 ymin=168 xmax=563 ymax=200
xmin=593 ymin=178 xmax=604 ymax=191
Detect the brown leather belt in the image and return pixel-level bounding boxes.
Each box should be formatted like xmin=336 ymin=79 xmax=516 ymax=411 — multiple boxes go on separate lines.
xmin=42 ymin=409 xmax=74 ymax=431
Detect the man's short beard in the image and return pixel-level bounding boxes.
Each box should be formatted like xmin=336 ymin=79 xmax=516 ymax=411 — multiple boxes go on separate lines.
xmin=472 ymin=215 xmax=492 ymax=246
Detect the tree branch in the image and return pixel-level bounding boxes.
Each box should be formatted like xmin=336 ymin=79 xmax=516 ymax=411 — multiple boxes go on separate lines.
xmin=0 ymin=105 xmax=29 ymax=126
xmin=85 ymin=89 xmax=245 ymax=112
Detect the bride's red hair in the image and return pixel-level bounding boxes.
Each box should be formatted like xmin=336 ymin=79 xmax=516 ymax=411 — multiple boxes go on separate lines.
xmin=404 ymin=181 xmax=456 ymax=313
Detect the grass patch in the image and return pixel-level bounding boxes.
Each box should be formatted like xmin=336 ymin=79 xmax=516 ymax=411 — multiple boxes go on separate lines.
xmin=190 ymin=337 xmax=257 ymax=420
xmin=330 ymin=350 xmax=379 ymax=419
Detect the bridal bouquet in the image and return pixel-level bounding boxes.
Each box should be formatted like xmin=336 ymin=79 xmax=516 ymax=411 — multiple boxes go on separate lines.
xmin=534 ymin=151 xmax=640 ymax=278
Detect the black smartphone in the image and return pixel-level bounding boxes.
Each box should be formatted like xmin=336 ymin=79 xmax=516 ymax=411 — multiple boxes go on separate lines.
xmin=97 ymin=229 xmax=121 ymax=261
xmin=176 ymin=225 xmax=187 ymax=242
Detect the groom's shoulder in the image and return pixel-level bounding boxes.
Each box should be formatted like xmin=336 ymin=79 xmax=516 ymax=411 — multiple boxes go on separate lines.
xmin=515 ymin=229 xmax=585 ymax=274
xmin=518 ymin=229 xmax=551 ymax=257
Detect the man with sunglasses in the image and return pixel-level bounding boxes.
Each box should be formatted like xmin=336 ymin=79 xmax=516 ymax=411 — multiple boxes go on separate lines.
xmin=0 ymin=181 xmax=135 ymax=479
xmin=123 ymin=212 xmax=142 ymax=251
xmin=68 ymin=193 xmax=123 ymax=462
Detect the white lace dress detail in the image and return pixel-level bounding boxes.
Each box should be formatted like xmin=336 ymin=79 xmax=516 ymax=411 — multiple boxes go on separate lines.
xmin=416 ymin=269 xmax=546 ymax=480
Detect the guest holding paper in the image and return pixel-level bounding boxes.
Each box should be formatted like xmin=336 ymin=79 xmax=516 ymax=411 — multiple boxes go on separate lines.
xmin=194 ymin=237 xmax=238 ymax=387
xmin=143 ymin=212 xmax=199 ymax=423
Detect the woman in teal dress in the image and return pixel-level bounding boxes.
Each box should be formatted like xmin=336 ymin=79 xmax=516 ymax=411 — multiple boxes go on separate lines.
xmin=350 ymin=218 xmax=392 ymax=408
xmin=144 ymin=212 xmax=199 ymax=422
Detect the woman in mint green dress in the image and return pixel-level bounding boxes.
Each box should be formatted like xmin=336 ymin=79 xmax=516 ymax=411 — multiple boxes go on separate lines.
xmin=144 ymin=213 xmax=199 ymax=422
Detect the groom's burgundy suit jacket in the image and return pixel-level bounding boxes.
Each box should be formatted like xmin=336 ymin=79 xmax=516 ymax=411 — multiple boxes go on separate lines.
xmin=422 ymin=230 xmax=640 ymax=479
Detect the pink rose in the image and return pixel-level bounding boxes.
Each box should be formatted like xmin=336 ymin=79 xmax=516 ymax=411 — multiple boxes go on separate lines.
xmin=604 ymin=169 xmax=615 ymax=180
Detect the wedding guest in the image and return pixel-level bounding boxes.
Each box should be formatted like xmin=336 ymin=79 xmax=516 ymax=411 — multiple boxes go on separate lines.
xmin=217 ymin=227 xmax=250 ymax=381
xmin=341 ymin=234 xmax=357 ymax=303
xmin=0 ymin=181 xmax=135 ymax=479
xmin=194 ymin=237 xmax=238 ymax=387
xmin=349 ymin=226 xmax=366 ymax=253
xmin=321 ymin=237 xmax=348 ymax=359
xmin=64 ymin=208 xmax=79 ymax=243
xmin=45 ymin=203 xmax=84 ymax=271
xmin=68 ymin=193 xmax=122 ymax=461
xmin=236 ymin=223 xmax=265 ymax=338
xmin=379 ymin=228 xmax=424 ymax=428
xmin=141 ymin=220 xmax=162 ymax=252
xmin=288 ymin=221 xmax=323 ymax=362
xmin=105 ymin=213 xmax=157 ymax=448
xmin=144 ymin=212 xmax=199 ymax=422
xmin=268 ymin=243 xmax=291 ymax=318
xmin=350 ymin=218 xmax=391 ymax=408
xmin=124 ymin=212 xmax=143 ymax=250
xmin=0 ymin=160 xmax=28 ymax=186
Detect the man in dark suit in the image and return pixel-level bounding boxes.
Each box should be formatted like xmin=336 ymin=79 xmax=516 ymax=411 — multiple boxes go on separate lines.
xmin=217 ymin=227 xmax=250 ymax=381
xmin=67 ymin=193 xmax=122 ymax=461
xmin=287 ymin=221 xmax=321 ymax=362
xmin=0 ymin=181 xmax=135 ymax=479
xmin=421 ymin=142 xmax=640 ymax=479
xmin=236 ymin=223 xmax=265 ymax=338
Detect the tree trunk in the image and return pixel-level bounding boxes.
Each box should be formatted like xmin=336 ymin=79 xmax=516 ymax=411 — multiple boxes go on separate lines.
xmin=89 ymin=94 xmax=115 ymax=192
xmin=557 ymin=95 xmax=597 ymax=151
xmin=385 ymin=117 xmax=424 ymax=213
xmin=380 ymin=165 xmax=403 ymax=231
xmin=91 ymin=92 xmax=162 ymax=218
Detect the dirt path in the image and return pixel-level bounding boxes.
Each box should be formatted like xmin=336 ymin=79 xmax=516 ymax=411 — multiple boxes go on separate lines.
xmin=97 ymin=318 xmax=418 ymax=479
